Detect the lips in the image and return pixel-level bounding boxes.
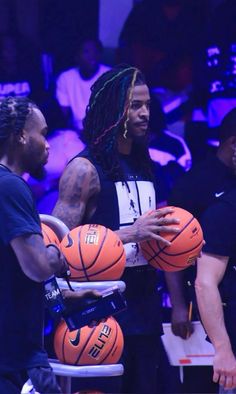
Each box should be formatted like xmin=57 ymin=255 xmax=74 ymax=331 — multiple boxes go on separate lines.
xmin=44 ymin=152 xmax=49 ymax=164
xmin=137 ymin=122 xmax=148 ymax=128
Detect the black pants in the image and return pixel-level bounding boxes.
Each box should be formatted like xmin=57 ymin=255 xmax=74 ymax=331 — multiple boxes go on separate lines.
xmin=120 ymin=334 xmax=160 ymax=394
xmin=0 ymin=366 xmax=61 ymax=394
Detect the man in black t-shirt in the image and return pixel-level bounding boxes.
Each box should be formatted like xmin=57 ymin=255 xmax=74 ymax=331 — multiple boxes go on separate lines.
xmin=165 ymin=107 xmax=236 ymax=393
xmin=0 ymin=96 xmax=99 ymax=394
xmin=0 ymin=96 xmax=69 ymax=394
xmin=166 ymin=107 xmax=236 ymax=338
xmin=195 ymin=188 xmax=236 ymax=392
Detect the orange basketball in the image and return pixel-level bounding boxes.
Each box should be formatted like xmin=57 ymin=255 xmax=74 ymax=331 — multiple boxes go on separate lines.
xmin=60 ymin=224 xmax=126 ymax=281
xmin=54 ymin=317 xmax=124 ymax=365
xmin=41 ymin=222 xmax=60 ymax=247
xmin=140 ymin=206 xmax=204 ymax=272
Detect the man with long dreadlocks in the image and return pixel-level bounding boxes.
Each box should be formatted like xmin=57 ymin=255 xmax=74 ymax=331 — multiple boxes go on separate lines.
xmin=53 ymin=65 xmax=180 ymax=393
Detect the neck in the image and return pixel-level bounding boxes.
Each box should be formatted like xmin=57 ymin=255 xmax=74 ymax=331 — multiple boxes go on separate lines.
xmin=0 ymin=157 xmax=23 ymax=176
xmin=216 ymin=147 xmax=233 ymax=168
xmin=79 ymin=65 xmax=99 ymax=80
xmin=117 ymin=133 xmax=132 ymax=155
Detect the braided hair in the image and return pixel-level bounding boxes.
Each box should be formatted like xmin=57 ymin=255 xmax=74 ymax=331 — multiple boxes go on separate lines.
xmin=82 ymin=64 xmax=153 ymax=181
xmin=0 ymin=96 xmax=37 ymax=149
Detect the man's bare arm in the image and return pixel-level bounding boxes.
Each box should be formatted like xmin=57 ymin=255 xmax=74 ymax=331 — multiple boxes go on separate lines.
xmin=195 ymin=252 xmax=236 ymax=389
xmin=11 ymin=234 xmax=67 ymax=282
xmin=52 ymin=157 xmax=100 ymax=229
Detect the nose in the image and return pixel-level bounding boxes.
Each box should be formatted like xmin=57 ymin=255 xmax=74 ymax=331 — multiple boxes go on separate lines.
xmin=140 ymin=104 xmax=149 ymax=119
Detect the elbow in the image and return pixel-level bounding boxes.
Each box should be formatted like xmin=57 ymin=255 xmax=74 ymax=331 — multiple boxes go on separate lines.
xmin=195 ymin=277 xmax=210 ymax=296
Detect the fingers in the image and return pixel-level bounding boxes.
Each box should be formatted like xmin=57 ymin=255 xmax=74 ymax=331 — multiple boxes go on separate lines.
xmin=225 ymin=375 xmax=233 ymax=390
xmin=82 ymin=289 xmax=101 ymax=299
xmin=156 ymin=207 xmax=175 ymax=216
xmin=150 ymin=231 xmax=179 ymax=246
xmin=172 ymin=322 xmax=194 ymax=339
xmin=213 ymin=371 xmax=236 ymax=390
xmin=147 ymin=208 xmax=180 ymax=223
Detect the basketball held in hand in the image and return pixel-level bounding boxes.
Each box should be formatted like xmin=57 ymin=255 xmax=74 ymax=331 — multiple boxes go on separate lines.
xmin=140 ymin=206 xmax=204 ymax=272
xmin=60 ymin=224 xmax=126 ymax=281
xmin=54 ymin=317 xmax=124 ymax=365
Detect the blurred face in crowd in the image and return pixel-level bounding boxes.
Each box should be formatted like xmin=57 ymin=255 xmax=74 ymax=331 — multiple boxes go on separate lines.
xmin=77 ymin=39 xmax=102 ymax=78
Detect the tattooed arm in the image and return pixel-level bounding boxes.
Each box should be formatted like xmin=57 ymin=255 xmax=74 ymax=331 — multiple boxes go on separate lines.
xmin=11 ymin=234 xmax=67 ymax=282
xmin=52 ymin=157 xmax=100 ymax=229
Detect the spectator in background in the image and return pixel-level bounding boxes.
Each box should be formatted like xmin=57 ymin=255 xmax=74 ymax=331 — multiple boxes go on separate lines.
xmin=193 ymin=0 xmax=236 ymax=127
xmin=118 ymin=0 xmax=207 ymax=92
xmin=148 ymin=96 xmax=191 ymax=192
xmin=0 ymin=34 xmax=44 ymax=104
xmin=168 ymin=108 xmax=236 ymax=219
xmin=56 ymin=37 xmax=110 ymax=133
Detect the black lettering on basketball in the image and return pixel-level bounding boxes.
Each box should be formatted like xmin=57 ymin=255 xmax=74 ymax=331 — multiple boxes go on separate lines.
xmin=85 ymin=230 xmax=99 ymax=245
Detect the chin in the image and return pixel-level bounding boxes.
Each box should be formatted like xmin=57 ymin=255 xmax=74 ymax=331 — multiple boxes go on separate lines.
xmin=132 ymin=135 xmax=147 ymax=145
xmin=29 ymin=166 xmax=47 ymax=181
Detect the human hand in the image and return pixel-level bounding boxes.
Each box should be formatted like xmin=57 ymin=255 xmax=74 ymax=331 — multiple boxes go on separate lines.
xmin=61 ymin=289 xmax=103 ymax=326
xmin=61 ymin=289 xmax=101 ymax=314
xmin=171 ymin=305 xmax=194 ymax=339
xmin=132 ymin=207 xmax=180 ymax=245
xmin=213 ymin=348 xmax=236 ymax=390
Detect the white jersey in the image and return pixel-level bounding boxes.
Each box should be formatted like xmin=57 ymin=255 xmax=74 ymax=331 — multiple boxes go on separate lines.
xmin=115 ymin=180 xmax=156 ymax=267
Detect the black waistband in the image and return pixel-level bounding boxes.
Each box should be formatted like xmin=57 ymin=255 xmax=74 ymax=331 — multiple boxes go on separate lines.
xmin=125 ymin=264 xmax=156 ymax=273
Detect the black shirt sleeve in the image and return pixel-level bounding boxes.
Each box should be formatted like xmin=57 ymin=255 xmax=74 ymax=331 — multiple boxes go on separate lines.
xmin=0 ymin=174 xmax=42 ymax=244
xmin=201 ymin=199 xmax=236 ymax=257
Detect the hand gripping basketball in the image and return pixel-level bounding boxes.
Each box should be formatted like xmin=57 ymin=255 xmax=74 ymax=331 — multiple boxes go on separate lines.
xmin=131 ymin=207 xmax=180 ymax=245
xmin=140 ymin=206 xmax=204 ymax=272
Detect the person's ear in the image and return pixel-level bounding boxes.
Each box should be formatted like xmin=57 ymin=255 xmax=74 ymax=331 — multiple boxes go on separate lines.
xmin=18 ymin=129 xmax=27 ymax=145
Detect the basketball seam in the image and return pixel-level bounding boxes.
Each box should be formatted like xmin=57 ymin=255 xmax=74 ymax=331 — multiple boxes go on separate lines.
xmin=75 ymin=326 xmax=97 ymax=365
xmin=155 ymin=239 xmax=203 ymax=257
xmin=155 ymin=216 xmax=195 ymax=256
xmin=142 ymin=216 xmax=196 ymax=260
xmin=78 ymin=249 xmax=125 ymax=281
xmin=78 ymin=226 xmax=90 ymax=281
xmin=98 ymin=319 xmax=118 ymax=364
xmin=69 ymin=226 xmax=108 ymax=277
xmin=148 ymin=241 xmax=203 ymax=268
xmin=81 ymin=227 xmax=108 ymax=270
xmin=62 ymin=325 xmax=69 ymax=364
xmin=64 ymin=229 xmax=89 ymax=280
